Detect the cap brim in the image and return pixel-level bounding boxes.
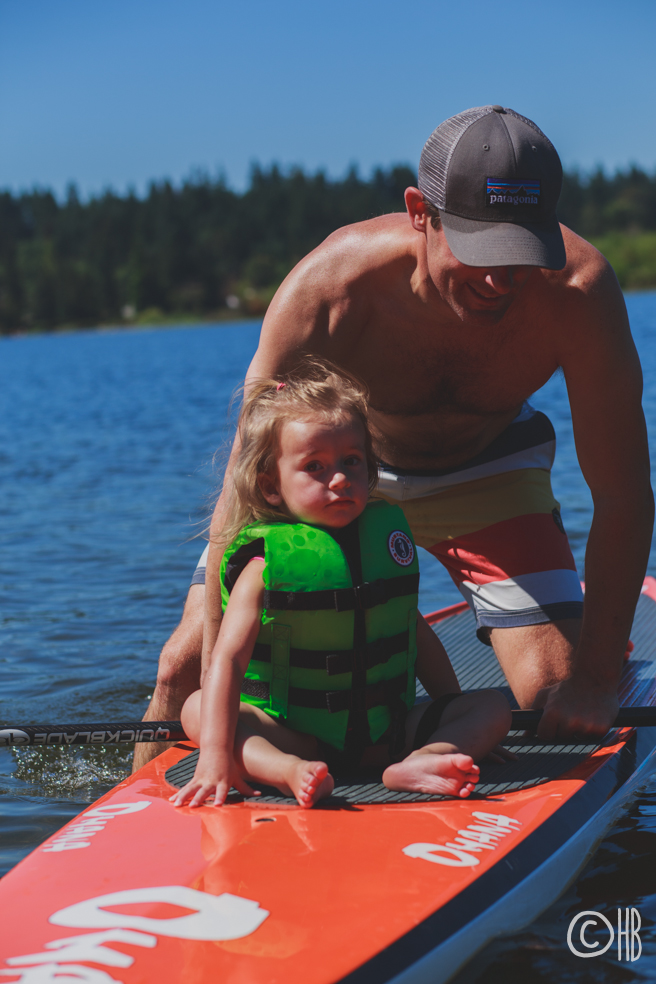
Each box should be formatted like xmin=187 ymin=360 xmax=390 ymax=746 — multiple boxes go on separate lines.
xmin=438 ymin=211 xmax=566 ymax=270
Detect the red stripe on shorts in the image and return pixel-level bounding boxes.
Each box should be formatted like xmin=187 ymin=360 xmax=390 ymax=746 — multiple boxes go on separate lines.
xmin=429 ymin=512 xmax=578 ymax=586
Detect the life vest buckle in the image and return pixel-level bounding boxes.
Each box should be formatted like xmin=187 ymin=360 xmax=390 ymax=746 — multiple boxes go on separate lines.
xmin=325 ymin=686 xmax=367 ymax=714
xmin=353 ymin=579 xmax=388 ymax=610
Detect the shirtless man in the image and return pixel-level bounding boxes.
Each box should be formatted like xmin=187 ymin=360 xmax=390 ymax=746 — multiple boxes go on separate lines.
xmin=134 ymin=104 xmax=653 ymax=770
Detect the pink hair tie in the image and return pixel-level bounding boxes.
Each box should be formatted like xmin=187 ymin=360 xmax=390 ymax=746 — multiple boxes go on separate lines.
xmin=276 ymin=382 xmax=286 ymax=391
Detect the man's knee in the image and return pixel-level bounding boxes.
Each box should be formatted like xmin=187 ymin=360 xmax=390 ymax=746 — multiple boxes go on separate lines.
xmin=490 ymin=618 xmax=582 ymax=706
xmin=155 ymin=646 xmax=200 ymax=695
xmin=490 ymin=617 xmax=581 ymax=655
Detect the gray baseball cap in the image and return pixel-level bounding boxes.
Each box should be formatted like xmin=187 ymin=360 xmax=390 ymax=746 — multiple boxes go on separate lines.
xmin=418 ymin=105 xmax=566 ymax=270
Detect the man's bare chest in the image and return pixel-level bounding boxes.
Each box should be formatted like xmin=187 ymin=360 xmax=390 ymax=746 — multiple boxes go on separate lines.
xmin=348 ymin=315 xmax=559 ymax=418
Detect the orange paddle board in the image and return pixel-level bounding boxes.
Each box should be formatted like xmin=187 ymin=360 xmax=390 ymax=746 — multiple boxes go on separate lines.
xmin=2 ymin=583 xmax=656 ymax=983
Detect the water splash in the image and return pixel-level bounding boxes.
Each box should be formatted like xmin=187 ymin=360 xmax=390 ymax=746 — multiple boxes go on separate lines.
xmin=9 ymin=744 xmax=132 ymax=801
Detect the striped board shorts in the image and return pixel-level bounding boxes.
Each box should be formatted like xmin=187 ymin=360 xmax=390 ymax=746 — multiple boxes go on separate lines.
xmin=376 ymin=403 xmax=583 ymax=640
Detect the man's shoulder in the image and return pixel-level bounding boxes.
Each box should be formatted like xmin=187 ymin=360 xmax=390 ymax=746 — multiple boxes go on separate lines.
xmin=532 ymin=224 xmax=623 ymax=332
xmin=534 ymin=225 xmax=630 ymax=356
xmin=257 ymin=214 xmax=416 ymax=357
xmin=546 ymin=225 xmax=616 ymax=295
xmin=294 ymin=213 xmax=415 ymax=291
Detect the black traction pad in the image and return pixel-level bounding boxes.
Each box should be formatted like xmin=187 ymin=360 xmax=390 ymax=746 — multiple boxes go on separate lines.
xmin=165 ymin=593 xmax=656 ymax=805
xmin=164 ymin=734 xmax=608 ymax=805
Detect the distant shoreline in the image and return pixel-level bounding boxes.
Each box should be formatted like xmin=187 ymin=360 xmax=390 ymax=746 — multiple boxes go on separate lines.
xmin=5 ymin=165 xmax=656 ymax=335
xmin=1 ymin=313 xmax=263 ymax=339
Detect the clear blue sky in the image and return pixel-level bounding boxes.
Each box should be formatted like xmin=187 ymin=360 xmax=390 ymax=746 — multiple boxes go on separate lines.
xmin=2 ymin=0 xmax=656 ymax=198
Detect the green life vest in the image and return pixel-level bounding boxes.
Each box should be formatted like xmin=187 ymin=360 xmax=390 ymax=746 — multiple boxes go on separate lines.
xmin=220 ymin=499 xmax=419 ymax=752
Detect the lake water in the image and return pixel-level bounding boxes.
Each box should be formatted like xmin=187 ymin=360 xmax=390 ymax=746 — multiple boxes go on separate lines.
xmin=1 ymin=298 xmax=656 ymax=980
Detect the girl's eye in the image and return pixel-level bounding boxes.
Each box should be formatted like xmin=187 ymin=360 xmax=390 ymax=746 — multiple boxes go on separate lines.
xmin=305 ymin=461 xmax=322 ymax=472
xmin=345 ymin=455 xmax=362 ymax=467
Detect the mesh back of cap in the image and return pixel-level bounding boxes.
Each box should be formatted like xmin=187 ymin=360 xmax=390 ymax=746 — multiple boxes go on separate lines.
xmin=418 ymin=106 xmax=552 ymax=210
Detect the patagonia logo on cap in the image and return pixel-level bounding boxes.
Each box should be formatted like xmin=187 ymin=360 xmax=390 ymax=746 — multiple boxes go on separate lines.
xmin=486 ymin=179 xmax=540 ymax=206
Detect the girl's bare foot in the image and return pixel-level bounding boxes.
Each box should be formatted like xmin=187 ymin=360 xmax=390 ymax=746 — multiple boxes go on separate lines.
xmin=285 ymin=760 xmax=334 ymax=808
xmin=383 ymin=751 xmax=479 ymax=798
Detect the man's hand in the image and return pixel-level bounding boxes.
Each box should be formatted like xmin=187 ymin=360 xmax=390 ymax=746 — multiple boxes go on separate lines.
xmin=533 ymin=678 xmax=619 ymax=742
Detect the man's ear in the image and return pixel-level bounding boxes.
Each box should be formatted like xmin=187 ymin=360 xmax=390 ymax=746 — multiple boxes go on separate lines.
xmin=258 ymin=471 xmax=282 ymax=506
xmin=404 ymin=187 xmax=429 ymax=233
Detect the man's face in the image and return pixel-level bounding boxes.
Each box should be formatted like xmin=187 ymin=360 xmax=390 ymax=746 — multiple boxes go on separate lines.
xmin=424 ymin=221 xmax=534 ymax=327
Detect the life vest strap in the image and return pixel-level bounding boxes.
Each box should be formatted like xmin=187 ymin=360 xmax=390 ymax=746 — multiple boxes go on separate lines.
xmin=263 ymin=573 xmax=419 ymax=612
xmin=241 ymin=673 xmax=407 ymax=714
xmin=269 ymin=623 xmax=291 ymax=717
xmin=250 ymin=630 xmax=409 ymax=675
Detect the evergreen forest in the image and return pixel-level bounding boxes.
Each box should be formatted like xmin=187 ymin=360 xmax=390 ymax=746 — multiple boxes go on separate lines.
xmin=2 ymin=163 xmax=656 ymax=333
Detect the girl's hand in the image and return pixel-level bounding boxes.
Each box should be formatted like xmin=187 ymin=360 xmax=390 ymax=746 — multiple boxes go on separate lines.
xmin=168 ymin=751 xmax=260 ymax=808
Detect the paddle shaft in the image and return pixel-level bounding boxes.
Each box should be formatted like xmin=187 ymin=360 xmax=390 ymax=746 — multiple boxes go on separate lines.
xmin=512 ymin=707 xmax=656 ymax=729
xmin=0 ymin=722 xmax=186 ymax=747
xmin=2 ymin=708 xmax=656 ymax=747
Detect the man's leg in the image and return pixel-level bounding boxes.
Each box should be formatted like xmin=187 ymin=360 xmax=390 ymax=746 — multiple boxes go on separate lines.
xmin=132 ymin=583 xmax=205 ymax=772
xmin=488 ymin=617 xmax=582 ymax=708
xmin=384 ymin=476 xmax=585 ymax=709
xmin=379 ymin=407 xmax=586 ymax=712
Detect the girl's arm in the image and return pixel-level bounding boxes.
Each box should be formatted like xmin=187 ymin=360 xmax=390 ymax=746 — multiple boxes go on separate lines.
xmin=171 ymin=559 xmax=266 ymax=807
xmin=414 ymin=614 xmax=461 ymax=698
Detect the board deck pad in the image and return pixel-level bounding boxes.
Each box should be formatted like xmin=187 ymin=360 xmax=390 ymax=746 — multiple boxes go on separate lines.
xmin=165 ymin=604 xmax=625 ymax=804
xmin=164 ymin=735 xmax=609 ymax=804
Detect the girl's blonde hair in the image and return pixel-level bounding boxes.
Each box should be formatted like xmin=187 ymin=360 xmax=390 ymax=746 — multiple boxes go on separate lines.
xmin=218 ymin=358 xmax=378 ymax=546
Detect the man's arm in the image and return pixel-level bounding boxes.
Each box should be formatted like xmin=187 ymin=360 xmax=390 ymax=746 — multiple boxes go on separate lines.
xmin=537 ymin=252 xmax=654 ymax=739
xmin=201 ymin=237 xmax=368 ymax=676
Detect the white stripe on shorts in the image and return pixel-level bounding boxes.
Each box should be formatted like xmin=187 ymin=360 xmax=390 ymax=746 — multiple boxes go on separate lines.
xmin=459 ymin=569 xmax=583 ymax=615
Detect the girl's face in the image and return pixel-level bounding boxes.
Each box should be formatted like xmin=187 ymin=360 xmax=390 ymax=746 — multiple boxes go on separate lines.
xmin=258 ymin=415 xmax=370 ymax=528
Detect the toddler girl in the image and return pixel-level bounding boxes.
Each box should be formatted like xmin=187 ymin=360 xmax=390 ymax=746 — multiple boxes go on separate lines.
xmin=171 ymin=362 xmax=510 ymax=809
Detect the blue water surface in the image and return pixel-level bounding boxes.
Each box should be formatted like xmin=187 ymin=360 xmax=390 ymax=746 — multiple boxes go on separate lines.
xmin=1 ymin=298 xmax=656 ymax=979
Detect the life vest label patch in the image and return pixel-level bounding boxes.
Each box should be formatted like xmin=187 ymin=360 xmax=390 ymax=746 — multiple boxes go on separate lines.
xmin=388 ymin=531 xmax=414 ymax=567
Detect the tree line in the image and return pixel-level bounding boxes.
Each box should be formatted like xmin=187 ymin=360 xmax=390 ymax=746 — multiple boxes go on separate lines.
xmin=2 ymin=163 xmax=656 ymax=333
